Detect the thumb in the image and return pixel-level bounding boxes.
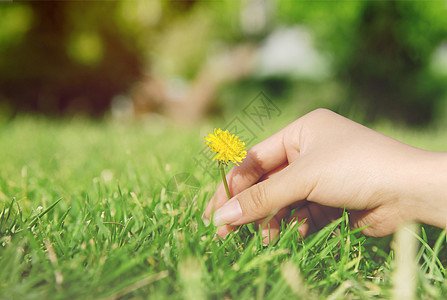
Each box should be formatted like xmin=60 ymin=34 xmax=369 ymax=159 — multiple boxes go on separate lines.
xmin=212 ymin=161 xmax=312 ymax=226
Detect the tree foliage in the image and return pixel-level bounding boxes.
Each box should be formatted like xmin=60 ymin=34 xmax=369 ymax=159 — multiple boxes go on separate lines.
xmin=277 ymin=1 xmax=447 ymax=124
xmin=1 ymin=1 xmax=446 ymax=124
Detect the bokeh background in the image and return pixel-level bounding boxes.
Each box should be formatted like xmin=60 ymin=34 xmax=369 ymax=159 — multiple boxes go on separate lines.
xmin=2 ymin=1 xmax=447 ymax=126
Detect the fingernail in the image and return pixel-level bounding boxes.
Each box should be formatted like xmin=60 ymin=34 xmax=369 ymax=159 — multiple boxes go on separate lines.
xmin=262 ymin=239 xmax=269 ymax=247
xmin=261 ymin=228 xmax=277 ymax=246
xmin=213 ymin=199 xmax=242 ymax=227
xmin=201 ymin=212 xmax=210 ymax=227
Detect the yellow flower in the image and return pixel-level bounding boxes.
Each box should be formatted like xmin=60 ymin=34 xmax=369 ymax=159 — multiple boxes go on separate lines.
xmin=205 ymin=128 xmax=247 ymax=166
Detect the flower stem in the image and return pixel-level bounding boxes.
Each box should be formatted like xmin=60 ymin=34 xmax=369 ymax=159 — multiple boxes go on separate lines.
xmin=220 ymin=163 xmax=231 ymax=200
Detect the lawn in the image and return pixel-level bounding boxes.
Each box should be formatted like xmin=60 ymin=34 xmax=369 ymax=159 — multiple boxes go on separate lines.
xmin=0 ymin=112 xmax=446 ymax=299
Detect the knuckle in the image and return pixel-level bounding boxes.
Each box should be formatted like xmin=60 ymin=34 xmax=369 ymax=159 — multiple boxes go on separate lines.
xmin=244 ymin=152 xmax=265 ymax=179
xmin=293 ymin=108 xmax=334 ymax=132
xmin=308 ymin=108 xmax=333 ymax=119
xmin=247 ymin=183 xmax=269 ymax=214
xmin=297 ymin=108 xmax=337 ymax=137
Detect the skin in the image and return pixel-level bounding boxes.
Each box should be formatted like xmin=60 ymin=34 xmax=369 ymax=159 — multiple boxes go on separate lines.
xmin=202 ymin=109 xmax=447 ymax=244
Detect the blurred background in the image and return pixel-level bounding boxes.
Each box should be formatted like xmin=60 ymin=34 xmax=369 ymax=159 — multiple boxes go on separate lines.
xmin=1 ymin=0 xmax=447 ymax=126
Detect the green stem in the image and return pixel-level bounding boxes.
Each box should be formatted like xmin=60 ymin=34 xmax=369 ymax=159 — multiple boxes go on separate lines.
xmin=220 ymin=163 xmax=231 ymax=200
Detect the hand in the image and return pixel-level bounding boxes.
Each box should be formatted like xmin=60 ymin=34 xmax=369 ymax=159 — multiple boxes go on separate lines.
xmin=202 ymin=109 xmax=447 ymax=243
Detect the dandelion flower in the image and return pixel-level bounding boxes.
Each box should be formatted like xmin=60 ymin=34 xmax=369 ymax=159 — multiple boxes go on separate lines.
xmin=205 ymin=128 xmax=247 ymax=166
xmin=205 ymin=128 xmax=247 ymax=200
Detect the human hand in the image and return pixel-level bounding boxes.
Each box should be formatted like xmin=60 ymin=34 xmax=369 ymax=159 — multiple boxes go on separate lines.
xmin=202 ymin=109 xmax=447 ymax=243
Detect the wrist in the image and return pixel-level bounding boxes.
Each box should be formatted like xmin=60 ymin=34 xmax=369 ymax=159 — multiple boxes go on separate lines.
xmin=406 ymin=151 xmax=447 ymax=229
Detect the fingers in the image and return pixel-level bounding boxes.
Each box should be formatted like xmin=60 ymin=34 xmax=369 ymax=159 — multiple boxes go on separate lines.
xmin=260 ymin=204 xmax=340 ymax=243
xmin=216 ymin=216 xmax=283 ymax=243
xmin=216 ymin=208 xmax=290 ymax=244
xmin=259 ymin=217 xmax=281 ymax=245
xmin=212 ymin=159 xmax=313 ymax=226
xmin=257 ymin=207 xmax=290 ymax=244
xmin=349 ymin=206 xmax=403 ymax=237
xmin=203 ymin=126 xmax=291 ymax=220
xmin=288 ymin=205 xmax=317 ymax=238
xmin=211 ymin=163 xmax=289 ymax=238
xmin=288 ymin=204 xmax=340 ymax=238
xmin=216 ymin=204 xmax=342 ymax=244
xmin=215 ymin=224 xmax=235 ymax=238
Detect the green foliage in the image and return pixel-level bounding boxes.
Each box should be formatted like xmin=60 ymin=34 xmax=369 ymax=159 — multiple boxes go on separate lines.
xmin=1 ymin=1 xmax=447 ymax=125
xmin=67 ymin=32 xmax=104 ymax=66
xmin=0 ymin=4 xmax=33 ymax=47
xmin=0 ymin=115 xmax=446 ymax=299
xmin=276 ymin=1 xmax=447 ymax=125
xmin=0 ymin=2 xmax=144 ymax=116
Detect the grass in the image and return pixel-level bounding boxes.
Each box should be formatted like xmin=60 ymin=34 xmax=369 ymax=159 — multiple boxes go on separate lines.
xmin=0 ymin=112 xmax=446 ymax=299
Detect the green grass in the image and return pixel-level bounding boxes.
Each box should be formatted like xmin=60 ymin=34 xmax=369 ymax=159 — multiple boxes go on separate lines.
xmin=0 ymin=113 xmax=446 ymax=299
